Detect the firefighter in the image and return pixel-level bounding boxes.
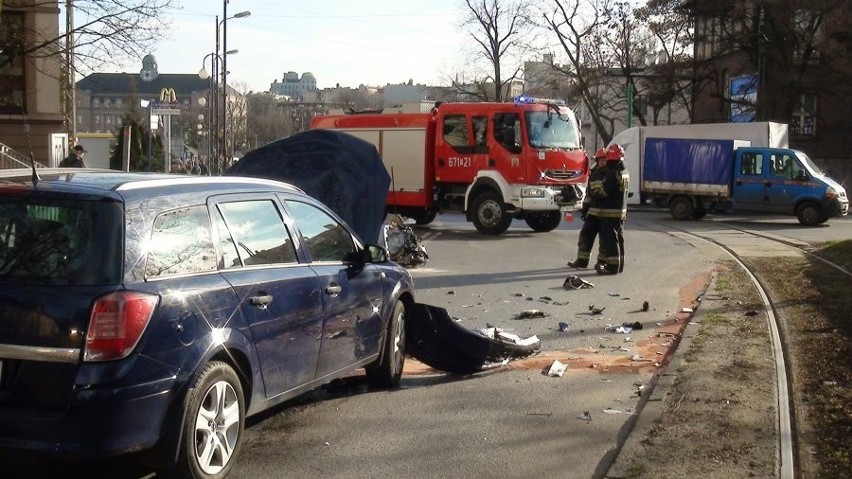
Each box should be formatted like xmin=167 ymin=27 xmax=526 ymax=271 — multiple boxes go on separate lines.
xmin=567 ymin=147 xmax=608 ymax=269
xmin=594 ymin=144 xmax=629 ymax=275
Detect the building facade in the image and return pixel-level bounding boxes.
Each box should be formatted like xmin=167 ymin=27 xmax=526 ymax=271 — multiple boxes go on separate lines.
xmin=269 ymin=71 xmax=317 ymax=101
xmin=686 ymin=0 xmax=852 ymax=183
xmin=0 ymin=0 xmax=64 ymax=167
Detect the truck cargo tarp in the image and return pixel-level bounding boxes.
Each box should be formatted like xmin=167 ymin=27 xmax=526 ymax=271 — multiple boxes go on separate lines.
xmin=226 ymin=130 xmax=390 ymax=244
xmin=644 ymin=138 xmax=735 ymax=185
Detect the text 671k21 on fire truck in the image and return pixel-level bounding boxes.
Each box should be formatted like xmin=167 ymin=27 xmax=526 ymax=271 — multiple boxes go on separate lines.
xmin=310 ymin=96 xmax=590 ymax=235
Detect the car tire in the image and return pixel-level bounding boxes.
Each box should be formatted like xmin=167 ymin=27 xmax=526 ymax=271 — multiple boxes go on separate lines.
xmin=174 ymin=361 xmax=245 ymax=479
xmin=525 ymin=211 xmax=562 ymax=232
xmin=795 ymin=202 xmax=823 ymax=226
xmin=366 ymin=300 xmax=406 ymax=389
xmin=471 ymin=191 xmax=512 ymax=235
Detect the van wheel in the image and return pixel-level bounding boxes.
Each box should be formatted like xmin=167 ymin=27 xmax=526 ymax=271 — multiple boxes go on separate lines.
xmin=669 ymin=196 xmax=694 ymax=220
xmin=471 ymin=191 xmax=512 ymax=235
xmin=796 ymin=202 xmax=823 ymax=226
xmin=366 ymin=300 xmax=406 ymax=389
xmin=175 ymin=361 xmax=245 ymax=479
xmin=525 ymin=211 xmax=562 ymax=232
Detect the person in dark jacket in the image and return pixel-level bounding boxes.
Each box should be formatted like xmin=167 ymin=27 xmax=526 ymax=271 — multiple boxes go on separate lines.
xmin=593 ymin=144 xmax=629 ymax=275
xmin=59 ymin=145 xmax=87 ymax=168
xmin=567 ymin=147 xmax=608 ymax=269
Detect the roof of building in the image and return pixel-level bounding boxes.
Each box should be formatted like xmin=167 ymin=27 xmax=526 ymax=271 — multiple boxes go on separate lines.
xmin=76 ymin=73 xmax=211 ymax=96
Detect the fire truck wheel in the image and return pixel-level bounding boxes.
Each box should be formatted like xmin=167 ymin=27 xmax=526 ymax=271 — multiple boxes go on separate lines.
xmin=525 ymin=211 xmax=562 ymax=232
xmin=471 ymin=191 xmax=512 ymax=235
xmin=412 ymin=210 xmax=438 ymax=225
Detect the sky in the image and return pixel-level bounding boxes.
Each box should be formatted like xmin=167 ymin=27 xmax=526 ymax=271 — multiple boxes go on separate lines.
xmin=141 ymin=0 xmax=472 ymax=92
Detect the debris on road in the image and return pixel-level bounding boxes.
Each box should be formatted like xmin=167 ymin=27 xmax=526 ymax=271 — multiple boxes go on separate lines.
xmin=546 ymin=360 xmax=567 ymax=377
xmin=577 ymin=411 xmax=593 ymax=422
xmin=642 ymin=300 xmax=650 ymax=312
xmin=406 ymin=304 xmax=541 ymax=374
xmin=589 ymin=305 xmax=605 ymax=314
xmin=515 ymin=310 xmax=547 ymax=319
xmin=563 ymin=276 xmax=594 ymax=290
xmin=558 ymin=322 xmax=571 ymax=332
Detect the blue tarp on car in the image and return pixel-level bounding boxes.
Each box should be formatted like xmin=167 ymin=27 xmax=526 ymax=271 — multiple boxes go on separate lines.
xmin=227 ymin=129 xmax=390 ymax=245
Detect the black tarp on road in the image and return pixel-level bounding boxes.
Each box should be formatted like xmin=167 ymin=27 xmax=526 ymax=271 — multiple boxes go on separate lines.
xmin=226 ymin=130 xmax=390 ymax=245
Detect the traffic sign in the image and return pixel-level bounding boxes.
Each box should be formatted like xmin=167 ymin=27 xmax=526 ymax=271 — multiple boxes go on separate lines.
xmin=152 ymin=108 xmax=181 ymax=115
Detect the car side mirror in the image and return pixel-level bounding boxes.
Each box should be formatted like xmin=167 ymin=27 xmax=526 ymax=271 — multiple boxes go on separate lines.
xmin=343 ymin=244 xmax=389 ymax=267
xmin=796 ymin=170 xmax=808 ymax=181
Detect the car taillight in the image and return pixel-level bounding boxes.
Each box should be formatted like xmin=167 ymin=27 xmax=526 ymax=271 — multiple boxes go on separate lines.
xmin=84 ymin=291 xmax=159 ymax=362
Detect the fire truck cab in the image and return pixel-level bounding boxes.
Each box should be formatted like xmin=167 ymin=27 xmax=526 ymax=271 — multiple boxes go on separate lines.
xmin=311 ymin=97 xmax=589 ymax=235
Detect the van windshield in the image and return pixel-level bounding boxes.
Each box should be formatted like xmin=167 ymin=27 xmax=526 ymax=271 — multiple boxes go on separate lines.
xmin=795 ymin=151 xmax=825 ymax=175
xmin=525 ymin=109 xmax=581 ymax=149
xmin=0 ymin=198 xmax=123 ymax=285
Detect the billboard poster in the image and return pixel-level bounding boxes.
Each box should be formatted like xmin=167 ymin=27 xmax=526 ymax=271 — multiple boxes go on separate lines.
xmin=730 ymin=74 xmax=758 ymax=123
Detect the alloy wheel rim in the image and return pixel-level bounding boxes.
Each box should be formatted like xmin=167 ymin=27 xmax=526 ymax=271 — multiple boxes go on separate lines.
xmin=194 ymin=380 xmax=240 ymax=474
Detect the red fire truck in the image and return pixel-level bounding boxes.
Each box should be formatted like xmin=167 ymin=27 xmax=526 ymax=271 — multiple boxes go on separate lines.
xmin=310 ymin=96 xmax=589 ymax=235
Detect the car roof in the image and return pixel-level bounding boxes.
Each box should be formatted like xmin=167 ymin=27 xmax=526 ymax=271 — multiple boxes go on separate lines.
xmin=0 ymin=168 xmax=304 ymax=200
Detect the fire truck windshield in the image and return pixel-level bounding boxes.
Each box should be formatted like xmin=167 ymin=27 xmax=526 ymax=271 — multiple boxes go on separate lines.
xmin=524 ymin=110 xmax=581 ymax=150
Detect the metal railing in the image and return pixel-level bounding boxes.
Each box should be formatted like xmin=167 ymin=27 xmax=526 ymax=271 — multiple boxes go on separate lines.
xmin=0 ymin=141 xmax=48 ymax=169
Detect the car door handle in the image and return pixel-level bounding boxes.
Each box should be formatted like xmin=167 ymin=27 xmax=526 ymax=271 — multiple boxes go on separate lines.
xmin=250 ymin=294 xmax=273 ymax=308
xmin=325 ymin=285 xmax=342 ymax=295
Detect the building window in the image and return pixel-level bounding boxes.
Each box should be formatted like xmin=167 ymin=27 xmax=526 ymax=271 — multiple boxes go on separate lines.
xmin=790 ymin=94 xmax=816 ymax=136
xmin=0 ymin=11 xmax=26 ymax=114
xmin=115 ymin=98 xmax=123 ymax=107
xmin=93 ymin=98 xmax=100 ymax=107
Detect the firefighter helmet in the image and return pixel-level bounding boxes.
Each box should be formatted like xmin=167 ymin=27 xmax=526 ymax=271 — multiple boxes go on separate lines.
xmin=606 ymin=144 xmax=625 ymax=162
xmin=594 ymin=147 xmax=607 ymax=160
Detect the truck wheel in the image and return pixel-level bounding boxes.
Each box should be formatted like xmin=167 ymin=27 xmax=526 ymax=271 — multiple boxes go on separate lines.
xmin=669 ymin=196 xmax=694 ymax=220
xmin=413 ymin=210 xmax=437 ymax=226
xmin=471 ymin=191 xmax=512 ymax=235
xmin=365 ymin=300 xmax=406 ymax=389
xmin=525 ymin=212 xmax=561 ymax=232
xmin=175 ymin=361 xmax=245 ymax=479
xmin=796 ymin=202 xmax=824 ymax=226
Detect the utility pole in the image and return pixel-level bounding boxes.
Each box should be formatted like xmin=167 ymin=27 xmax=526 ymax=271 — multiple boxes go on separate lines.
xmin=65 ymin=0 xmax=76 ymax=145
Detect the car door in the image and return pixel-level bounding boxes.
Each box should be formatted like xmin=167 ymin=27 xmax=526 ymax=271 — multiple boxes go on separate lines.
xmin=283 ymin=199 xmax=385 ymax=380
xmin=213 ymin=195 xmax=324 ymax=398
xmin=732 ymin=149 xmax=767 ymax=211
xmin=763 ymin=152 xmax=799 ymax=213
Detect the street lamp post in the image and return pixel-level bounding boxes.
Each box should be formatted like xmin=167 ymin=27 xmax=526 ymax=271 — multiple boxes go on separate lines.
xmin=221 ymin=6 xmax=250 ymax=168
xmin=140 ymin=99 xmax=153 ymax=171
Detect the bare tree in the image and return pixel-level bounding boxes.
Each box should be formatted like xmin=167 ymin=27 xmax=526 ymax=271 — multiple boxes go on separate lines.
xmin=1 ymin=1 xmax=174 ymax=75
xmin=458 ymin=0 xmax=534 ymax=101
xmin=688 ymin=0 xmax=851 ymax=123
xmin=541 ymin=0 xmax=619 ymax=142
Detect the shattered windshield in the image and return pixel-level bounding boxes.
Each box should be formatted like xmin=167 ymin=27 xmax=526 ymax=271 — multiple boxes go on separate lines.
xmin=525 ymin=108 xmax=581 ymax=149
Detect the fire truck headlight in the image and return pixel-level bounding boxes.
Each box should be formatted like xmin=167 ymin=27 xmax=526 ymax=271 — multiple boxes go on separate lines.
xmin=521 ymin=187 xmax=546 ymax=198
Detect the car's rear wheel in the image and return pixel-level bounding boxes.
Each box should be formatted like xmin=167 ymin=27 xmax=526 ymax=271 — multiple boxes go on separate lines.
xmin=366 ymin=300 xmax=406 ymax=388
xmin=176 ymin=361 xmax=245 ymax=479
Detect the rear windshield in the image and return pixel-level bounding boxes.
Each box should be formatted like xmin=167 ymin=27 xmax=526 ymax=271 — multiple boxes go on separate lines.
xmin=0 ymin=198 xmax=123 ymax=285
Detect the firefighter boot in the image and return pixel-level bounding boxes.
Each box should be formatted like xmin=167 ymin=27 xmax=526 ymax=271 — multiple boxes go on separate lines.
xmin=595 ymin=263 xmax=618 ymax=275
xmin=567 ymin=259 xmax=589 ymax=269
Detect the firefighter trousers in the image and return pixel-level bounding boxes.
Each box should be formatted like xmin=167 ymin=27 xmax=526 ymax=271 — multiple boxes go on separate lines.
xmin=598 ymin=218 xmax=625 ymax=273
xmin=574 ymin=215 xmax=603 ymax=264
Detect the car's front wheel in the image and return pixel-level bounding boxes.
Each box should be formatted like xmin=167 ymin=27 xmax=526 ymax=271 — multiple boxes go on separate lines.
xmin=366 ymin=300 xmax=406 ymax=388
xmin=175 ymin=361 xmax=245 ymax=479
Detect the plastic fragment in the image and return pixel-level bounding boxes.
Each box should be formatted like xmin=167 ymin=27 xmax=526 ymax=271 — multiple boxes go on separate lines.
xmin=547 ymin=360 xmax=567 ymax=377
xmin=577 ymin=411 xmax=592 ymax=421
xmin=558 ymin=322 xmax=570 ymax=332
xmin=563 ymin=275 xmax=594 ymax=290
xmin=515 ymin=310 xmax=546 ymax=319
xmin=602 ymin=408 xmax=623 ymax=415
